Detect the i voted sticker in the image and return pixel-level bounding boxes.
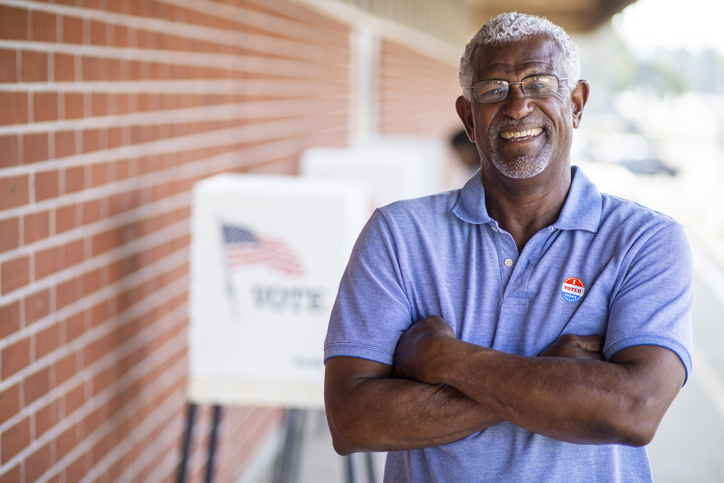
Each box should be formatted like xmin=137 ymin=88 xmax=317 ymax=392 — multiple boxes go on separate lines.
xmin=561 ymin=277 xmax=585 ymax=302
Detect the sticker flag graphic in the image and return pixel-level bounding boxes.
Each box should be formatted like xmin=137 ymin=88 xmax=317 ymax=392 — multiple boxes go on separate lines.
xmin=222 ymin=225 xmax=305 ymax=276
xmin=561 ymin=277 xmax=585 ymax=302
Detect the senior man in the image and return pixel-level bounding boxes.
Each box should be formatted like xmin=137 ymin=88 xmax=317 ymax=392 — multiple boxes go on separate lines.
xmin=324 ymin=12 xmax=692 ymax=482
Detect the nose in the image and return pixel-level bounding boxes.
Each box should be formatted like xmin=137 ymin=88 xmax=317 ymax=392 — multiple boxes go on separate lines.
xmin=502 ymin=82 xmax=534 ymax=120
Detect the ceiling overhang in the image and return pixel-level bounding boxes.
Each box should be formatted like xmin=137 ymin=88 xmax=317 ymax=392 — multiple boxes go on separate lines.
xmin=467 ymin=0 xmax=637 ymax=33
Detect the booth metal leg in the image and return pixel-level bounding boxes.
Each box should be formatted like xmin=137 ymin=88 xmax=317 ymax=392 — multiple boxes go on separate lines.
xmin=177 ymin=403 xmax=198 ymax=483
xmin=345 ymin=454 xmax=356 ymax=483
xmin=205 ymin=405 xmax=223 ymax=483
xmin=275 ymin=408 xmax=306 ymax=483
xmin=365 ymin=452 xmax=376 ymax=483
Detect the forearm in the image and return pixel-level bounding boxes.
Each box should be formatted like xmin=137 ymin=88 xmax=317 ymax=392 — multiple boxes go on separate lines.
xmin=438 ymin=339 xmax=681 ymax=446
xmin=325 ymin=358 xmax=503 ymax=454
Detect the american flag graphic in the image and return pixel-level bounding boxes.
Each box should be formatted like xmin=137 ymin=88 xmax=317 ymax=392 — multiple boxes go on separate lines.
xmin=222 ymin=225 xmax=305 ymax=276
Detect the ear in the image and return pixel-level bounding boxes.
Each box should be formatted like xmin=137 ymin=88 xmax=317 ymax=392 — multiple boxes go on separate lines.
xmin=455 ymin=95 xmax=476 ymax=142
xmin=570 ymin=80 xmax=589 ymax=129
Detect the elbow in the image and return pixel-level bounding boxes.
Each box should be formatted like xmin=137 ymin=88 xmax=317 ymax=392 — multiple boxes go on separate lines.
xmin=610 ymin=395 xmax=663 ymax=447
xmin=326 ymin=407 xmax=364 ymax=456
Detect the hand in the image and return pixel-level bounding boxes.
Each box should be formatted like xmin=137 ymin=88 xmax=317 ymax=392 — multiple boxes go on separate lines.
xmin=539 ymin=333 xmax=605 ymax=361
xmin=393 ymin=316 xmax=456 ymax=384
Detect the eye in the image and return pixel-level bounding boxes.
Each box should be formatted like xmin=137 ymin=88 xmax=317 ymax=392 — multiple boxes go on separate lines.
xmin=474 ymin=80 xmax=508 ymax=102
xmin=523 ymin=76 xmax=558 ymax=97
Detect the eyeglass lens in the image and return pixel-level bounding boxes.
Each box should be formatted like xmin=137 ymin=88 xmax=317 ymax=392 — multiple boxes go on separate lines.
xmin=472 ymin=75 xmax=560 ymax=103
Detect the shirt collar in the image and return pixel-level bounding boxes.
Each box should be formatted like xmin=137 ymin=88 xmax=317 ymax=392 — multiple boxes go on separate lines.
xmin=451 ymin=165 xmax=601 ymax=233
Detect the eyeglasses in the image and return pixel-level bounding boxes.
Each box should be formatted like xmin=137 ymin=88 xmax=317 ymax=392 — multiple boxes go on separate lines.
xmin=469 ymin=75 xmax=567 ymax=103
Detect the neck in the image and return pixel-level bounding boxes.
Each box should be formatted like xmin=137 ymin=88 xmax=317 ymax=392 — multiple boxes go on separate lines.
xmin=482 ymin=166 xmax=572 ymax=253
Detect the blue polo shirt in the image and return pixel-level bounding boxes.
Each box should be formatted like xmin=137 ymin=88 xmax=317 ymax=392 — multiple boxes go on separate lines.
xmin=324 ymin=166 xmax=693 ymax=483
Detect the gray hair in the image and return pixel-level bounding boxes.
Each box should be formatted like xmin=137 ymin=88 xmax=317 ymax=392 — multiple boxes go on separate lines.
xmin=459 ymin=12 xmax=581 ymax=100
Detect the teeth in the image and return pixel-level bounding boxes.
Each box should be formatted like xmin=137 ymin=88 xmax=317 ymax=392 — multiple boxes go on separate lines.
xmin=500 ymin=128 xmax=543 ymax=140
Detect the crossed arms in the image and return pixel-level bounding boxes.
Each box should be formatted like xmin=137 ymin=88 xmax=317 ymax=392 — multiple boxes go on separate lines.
xmin=324 ymin=315 xmax=686 ymax=455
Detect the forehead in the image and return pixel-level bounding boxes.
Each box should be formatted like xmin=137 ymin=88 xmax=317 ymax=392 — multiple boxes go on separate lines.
xmin=471 ymin=35 xmax=564 ymax=78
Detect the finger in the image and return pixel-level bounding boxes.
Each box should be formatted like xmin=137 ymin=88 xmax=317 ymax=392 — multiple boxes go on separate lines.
xmin=577 ymin=334 xmax=604 ymax=352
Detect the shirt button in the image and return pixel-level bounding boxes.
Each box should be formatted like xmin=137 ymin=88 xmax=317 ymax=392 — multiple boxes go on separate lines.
xmin=504 ymin=258 xmax=513 ymax=267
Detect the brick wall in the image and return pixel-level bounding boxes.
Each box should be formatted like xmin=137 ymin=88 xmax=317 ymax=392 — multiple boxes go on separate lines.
xmin=379 ymin=39 xmax=461 ymax=137
xmin=0 ymin=0 xmax=463 ymax=482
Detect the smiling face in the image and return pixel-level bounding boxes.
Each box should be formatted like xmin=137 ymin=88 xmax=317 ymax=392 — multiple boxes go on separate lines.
xmin=456 ymin=35 xmax=588 ymax=185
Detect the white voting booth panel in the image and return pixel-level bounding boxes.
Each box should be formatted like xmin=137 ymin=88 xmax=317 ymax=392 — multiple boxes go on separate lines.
xmin=188 ymin=174 xmax=370 ymax=408
xmin=299 ymin=138 xmax=447 ymax=208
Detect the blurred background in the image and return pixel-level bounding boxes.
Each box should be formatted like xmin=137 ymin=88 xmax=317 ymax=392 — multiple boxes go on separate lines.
xmin=1 ymin=0 xmax=723 ymax=482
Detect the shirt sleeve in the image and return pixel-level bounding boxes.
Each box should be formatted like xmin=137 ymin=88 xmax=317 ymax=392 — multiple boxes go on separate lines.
xmin=603 ymin=220 xmax=694 ymax=382
xmin=324 ymin=209 xmax=414 ymax=365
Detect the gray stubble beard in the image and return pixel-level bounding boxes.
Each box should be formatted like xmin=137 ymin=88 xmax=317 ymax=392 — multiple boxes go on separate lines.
xmin=487 ymin=119 xmax=554 ymax=179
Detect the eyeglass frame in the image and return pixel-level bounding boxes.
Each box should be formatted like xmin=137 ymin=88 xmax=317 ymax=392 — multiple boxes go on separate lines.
xmin=468 ymin=74 xmax=568 ymax=104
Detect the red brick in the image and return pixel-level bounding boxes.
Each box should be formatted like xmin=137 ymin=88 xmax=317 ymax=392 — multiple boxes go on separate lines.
xmin=25 ymin=443 xmax=53 ymax=482
xmin=65 ymin=312 xmax=85 ymax=342
xmin=55 ymin=204 xmax=77 ymax=233
xmin=22 ymin=132 xmax=49 ymax=164
xmin=64 ymin=383 xmax=85 ymax=416
xmin=34 ymin=245 xmax=61 ymax=280
xmin=1 ymin=337 xmax=30 ymax=378
xmin=55 ymin=352 xmax=77 ymax=385
xmin=64 ymin=93 xmax=84 ymax=119
xmin=34 ymin=92 xmax=58 ymax=122
xmin=82 ymin=199 xmax=100 ymax=225
xmin=83 ymin=269 xmax=101 ymax=297
xmin=82 ymin=55 xmax=101 ymax=81
xmin=116 ymin=93 xmax=130 ymax=114
xmin=115 ymin=25 xmax=128 ymax=46
xmin=107 ymin=127 xmax=122 ymax=149
xmin=90 ymin=163 xmax=107 ymax=187
xmin=24 ymin=289 xmax=50 ymax=326
xmin=0 ymin=6 xmax=27 ymax=40
xmin=0 ymin=465 xmax=21 ymax=483
xmin=66 ymin=454 xmax=88 ymax=481
xmin=24 ymin=210 xmax=50 ymax=244
xmin=107 ymin=58 xmax=122 ymax=81
xmin=90 ymin=20 xmax=106 ymax=45
xmin=0 ymin=92 xmax=28 ymax=125
xmin=54 ymin=53 xmax=75 ymax=82
xmin=91 ymin=300 xmax=108 ymax=328
xmin=0 ymin=218 xmax=19 ymax=254
xmin=0 ymin=175 xmax=29 ymax=209
xmin=56 ymin=424 xmax=77 ymax=461
xmin=1 ymin=255 xmax=29 ymax=294
xmin=0 ymin=135 xmax=19 ymax=168
xmin=35 ymin=170 xmax=59 ymax=202
xmin=34 ymin=323 xmax=60 ymax=359
xmin=91 ymin=93 xmax=107 ymax=116
xmin=0 ymin=49 xmax=17 ymax=82
xmin=56 ymin=277 xmax=82 ymax=309
xmin=32 ymin=11 xmax=57 ymax=43
xmin=65 ymin=166 xmax=85 ymax=193
xmin=54 ymin=130 xmax=76 ymax=158
xmin=92 ymin=434 xmax=109 ymax=464
xmin=63 ymin=16 xmax=83 ymax=44
xmin=83 ymin=129 xmax=99 ymax=153
xmin=64 ymin=238 xmax=85 ymax=267
xmin=0 ymin=384 xmax=20 ymax=425
xmin=84 ymin=332 xmax=113 ymax=367
xmin=21 ymin=51 xmax=48 ymax=82
xmin=24 ymin=367 xmax=51 ymax=405
xmin=35 ymin=401 xmax=58 ymax=439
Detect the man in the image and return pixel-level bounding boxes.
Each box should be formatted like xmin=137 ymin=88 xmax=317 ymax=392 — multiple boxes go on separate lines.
xmin=324 ymin=12 xmax=692 ymax=482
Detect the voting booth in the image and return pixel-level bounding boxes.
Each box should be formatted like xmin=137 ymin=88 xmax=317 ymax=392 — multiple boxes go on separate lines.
xmin=299 ymin=138 xmax=447 ymax=208
xmin=183 ymin=140 xmax=446 ymax=482
xmin=187 ymin=174 xmax=370 ymax=408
